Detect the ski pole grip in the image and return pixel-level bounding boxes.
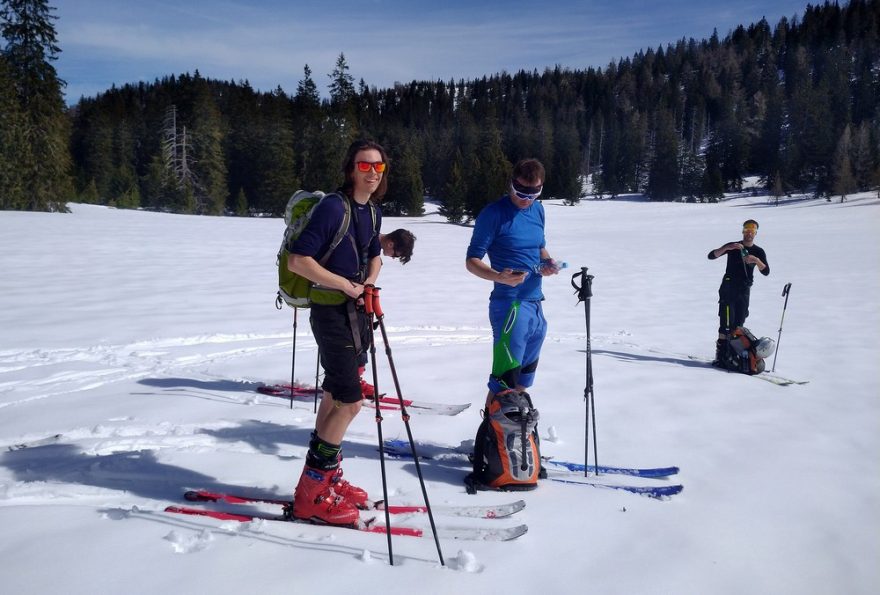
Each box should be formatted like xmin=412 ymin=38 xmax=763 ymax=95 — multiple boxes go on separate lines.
xmin=782 ymin=282 xmax=791 ymax=297
xmin=363 ymin=284 xmax=375 ymax=315
xmin=373 ymin=287 xmax=384 ymax=318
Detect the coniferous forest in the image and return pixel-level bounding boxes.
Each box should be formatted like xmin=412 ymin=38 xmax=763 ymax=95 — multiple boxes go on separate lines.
xmin=1 ymin=0 xmax=879 ymax=220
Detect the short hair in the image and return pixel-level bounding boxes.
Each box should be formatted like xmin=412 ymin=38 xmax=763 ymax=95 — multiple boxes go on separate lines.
xmin=743 ymin=219 xmax=759 ymax=229
xmin=340 ymin=139 xmax=389 ymax=202
xmin=386 ymin=228 xmax=415 ymax=264
xmin=512 ymin=159 xmax=545 ymax=185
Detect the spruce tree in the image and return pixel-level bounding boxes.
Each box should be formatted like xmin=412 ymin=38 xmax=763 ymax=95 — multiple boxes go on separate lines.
xmin=831 ymin=124 xmax=857 ymax=201
xmin=439 ymin=148 xmax=467 ymax=223
xmin=1 ymin=0 xmax=73 ymax=211
xmin=0 ymin=52 xmax=26 ymax=209
xmin=293 ymin=65 xmax=323 ymax=186
xmin=646 ymin=110 xmax=680 ymax=201
xmin=255 ymin=88 xmax=297 ymax=215
xmin=384 ymin=142 xmax=424 ymax=216
xmin=190 ymin=82 xmax=228 ymax=215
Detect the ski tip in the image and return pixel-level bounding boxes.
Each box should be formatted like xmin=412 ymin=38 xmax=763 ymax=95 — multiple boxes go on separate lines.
xmin=653 ymin=484 xmax=684 ymax=499
xmin=502 ymin=524 xmax=529 ymax=541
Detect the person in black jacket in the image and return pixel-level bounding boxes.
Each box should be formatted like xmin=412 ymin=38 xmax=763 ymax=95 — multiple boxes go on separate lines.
xmin=708 ymin=219 xmax=770 ymax=363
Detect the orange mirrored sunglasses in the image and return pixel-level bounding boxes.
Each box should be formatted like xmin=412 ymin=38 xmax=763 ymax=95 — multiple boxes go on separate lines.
xmin=356 ymin=161 xmax=386 ymax=173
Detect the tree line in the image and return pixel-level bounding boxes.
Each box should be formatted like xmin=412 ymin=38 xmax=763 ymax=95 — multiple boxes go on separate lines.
xmin=1 ymin=0 xmax=879 ymax=220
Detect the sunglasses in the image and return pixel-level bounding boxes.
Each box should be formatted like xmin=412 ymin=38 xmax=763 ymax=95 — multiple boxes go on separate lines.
xmin=511 ymin=179 xmax=542 ymax=201
xmin=356 ymin=161 xmax=387 ymax=173
xmin=743 ymin=225 xmax=758 ymax=233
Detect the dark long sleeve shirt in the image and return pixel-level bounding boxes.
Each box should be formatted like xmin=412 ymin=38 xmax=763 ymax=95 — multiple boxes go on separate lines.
xmin=708 ymin=242 xmax=769 ymax=288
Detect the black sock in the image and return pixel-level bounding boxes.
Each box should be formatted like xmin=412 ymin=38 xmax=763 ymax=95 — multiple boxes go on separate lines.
xmin=306 ymin=434 xmax=341 ymax=470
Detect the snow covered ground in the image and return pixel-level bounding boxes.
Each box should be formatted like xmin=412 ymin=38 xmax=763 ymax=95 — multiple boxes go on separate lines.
xmin=1 ymin=191 xmax=878 ymax=594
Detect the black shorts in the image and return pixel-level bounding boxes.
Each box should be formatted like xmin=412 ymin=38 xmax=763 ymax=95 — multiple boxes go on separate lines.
xmin=309 ymin=302 xmax=369 ymax=404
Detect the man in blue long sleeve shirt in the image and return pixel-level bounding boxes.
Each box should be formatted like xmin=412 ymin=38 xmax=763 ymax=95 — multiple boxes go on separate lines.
xmin=466 ymin=158 xmax=561 ymax=405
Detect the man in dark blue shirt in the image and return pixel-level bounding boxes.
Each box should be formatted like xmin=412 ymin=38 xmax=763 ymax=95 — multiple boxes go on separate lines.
xmin=466 ymin=158 xmax=561 ymax=405
xmin=708 ymin=219 xmax=770 ymax=363
xmin=286 ymin=140 xmax=385 ymax=526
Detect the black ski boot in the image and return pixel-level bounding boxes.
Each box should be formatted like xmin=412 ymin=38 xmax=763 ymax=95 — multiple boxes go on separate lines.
xmin=712 ymin=339 xmax=725 ymax=367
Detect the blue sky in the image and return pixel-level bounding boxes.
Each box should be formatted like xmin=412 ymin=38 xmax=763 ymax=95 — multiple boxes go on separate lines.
xmin=50 ymin=0 xmax=809 ymax=104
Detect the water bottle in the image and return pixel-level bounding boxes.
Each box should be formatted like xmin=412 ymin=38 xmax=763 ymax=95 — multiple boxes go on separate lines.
xmin=533 ymin=259 xmax=569 ymax=274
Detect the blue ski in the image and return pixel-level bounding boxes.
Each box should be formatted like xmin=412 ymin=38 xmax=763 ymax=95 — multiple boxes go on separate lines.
xmin=384 ymin=439 xmax=679 ymax=478
xmin=546 ymin=477 xmax=683 ymax=498
xmin=383 ymin=440 xmax=683 ymax=500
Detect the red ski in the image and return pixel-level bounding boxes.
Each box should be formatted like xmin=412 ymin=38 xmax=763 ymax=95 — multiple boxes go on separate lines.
xmin=256 ymin=383 xmax=470 ymax=416
xmin=183 ymin=489 xmax=526 ymax=519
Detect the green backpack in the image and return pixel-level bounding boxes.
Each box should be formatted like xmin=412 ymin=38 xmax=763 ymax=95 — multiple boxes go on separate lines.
xmin=276 ymin=190 xmax=376 ymax=308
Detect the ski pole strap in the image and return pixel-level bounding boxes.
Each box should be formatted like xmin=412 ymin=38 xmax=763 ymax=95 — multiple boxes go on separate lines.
xmin=345 ymin=300 xmax=363 ymax=354
xmin=570 ymin=267 xmax=593 ymax=303
xmin=782 ymin=282 xmax=791 ymax=298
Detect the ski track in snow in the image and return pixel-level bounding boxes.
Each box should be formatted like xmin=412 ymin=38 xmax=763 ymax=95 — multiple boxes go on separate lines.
xmin=0 ymin=326 xmax=598 ymax=410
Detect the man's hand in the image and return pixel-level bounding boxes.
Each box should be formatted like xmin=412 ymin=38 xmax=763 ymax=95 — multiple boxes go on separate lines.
xmin=539 ymin=259 xmax=562 ymax=276
xmin=343 ymin=280 xmax=365 ymax=299
xmin=497 ymin=269 xmax=527 ymax=287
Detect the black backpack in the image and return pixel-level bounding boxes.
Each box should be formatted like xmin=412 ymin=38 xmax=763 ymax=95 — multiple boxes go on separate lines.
xmin=465 ymin=390 xmax=541 ymax=493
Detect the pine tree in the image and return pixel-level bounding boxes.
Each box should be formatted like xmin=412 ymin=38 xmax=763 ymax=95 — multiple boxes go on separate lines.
xmin=831 ymin=124 xmax=857 ymax=201
xmin=439 ymin=148 xmax=467 ymax=223
xmin=551 ymin=112 xmax=582 ymax=204
xmin=384 ymin=141 xmax=424 ymax=216
xmin=852 ymin=121 xmax=875 ymax=191
xmin=234 ymin=187 xmax=248 ymax=216
xmin=465 ymin=123 xmax=510 ymax=219
xmin=328 ymin=52 xmax=357 ymax=136
xmin=293 ymin=65 xmax=323 ymax=186
xmin=646 ymin=110 xmax=680 ymax=201
xmin=255 ymin=88 xmax=297 ymax=215
xmin=1 ymin=0 xmax=73 ymax=211
xmin=190 ymin=82 xmax=228 ymax=215
xmin=771 ymin=171 xmax=785 ymax=205
xmin=0 ymin=52 xmax=26 ymax=209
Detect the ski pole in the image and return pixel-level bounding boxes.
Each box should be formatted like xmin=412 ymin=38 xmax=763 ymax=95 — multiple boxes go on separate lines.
xmin=313 ymin=347 xmax=320 ymax=414
xmin=290 ymin=308 xmax=298 ymax=409
xmin=772 ymin=283 xmax=792 ymax=372
xmin=363 ymin=286 xmax=395 ymax=566
xmin=369 ymin=286 xmax=445 ymax=567
xmin=571 ymin=267 xmax=598 ymax=476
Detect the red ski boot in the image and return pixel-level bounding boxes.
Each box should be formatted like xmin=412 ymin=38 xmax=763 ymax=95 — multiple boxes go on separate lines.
xmin=358 ymin=366 xmax=375 ymax=399
xmin=291 ymin=465 xmax=359 ymax=526
xmin=331 ymin=467 xmax=369 ymax=508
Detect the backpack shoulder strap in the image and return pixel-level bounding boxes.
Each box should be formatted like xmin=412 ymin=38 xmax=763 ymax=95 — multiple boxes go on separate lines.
xmin=317 ymin=193 xmax=352 ymax=267
xmin=368 ymin=201 xmax=378 ymax=238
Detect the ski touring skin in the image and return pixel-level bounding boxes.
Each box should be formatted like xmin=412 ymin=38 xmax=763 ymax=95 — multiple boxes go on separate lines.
xmin=382 ymin=440 xmax=683 ymax=500
xmin=256 ymin=383 xmax=471 ymax=416
xmin=166 ymin=492 xmax=528 ymax=541
xmin=182 ymin=489 xmax=527 ymax=519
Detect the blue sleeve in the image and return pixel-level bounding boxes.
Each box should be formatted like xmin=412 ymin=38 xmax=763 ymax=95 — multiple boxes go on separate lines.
xmin=538 ymin=202 xmax=546 ymax=249
xmin=289 ymin=196 xmax=346 ymax=258
xmin=466 ymin=205 xmax=497 ymax=260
